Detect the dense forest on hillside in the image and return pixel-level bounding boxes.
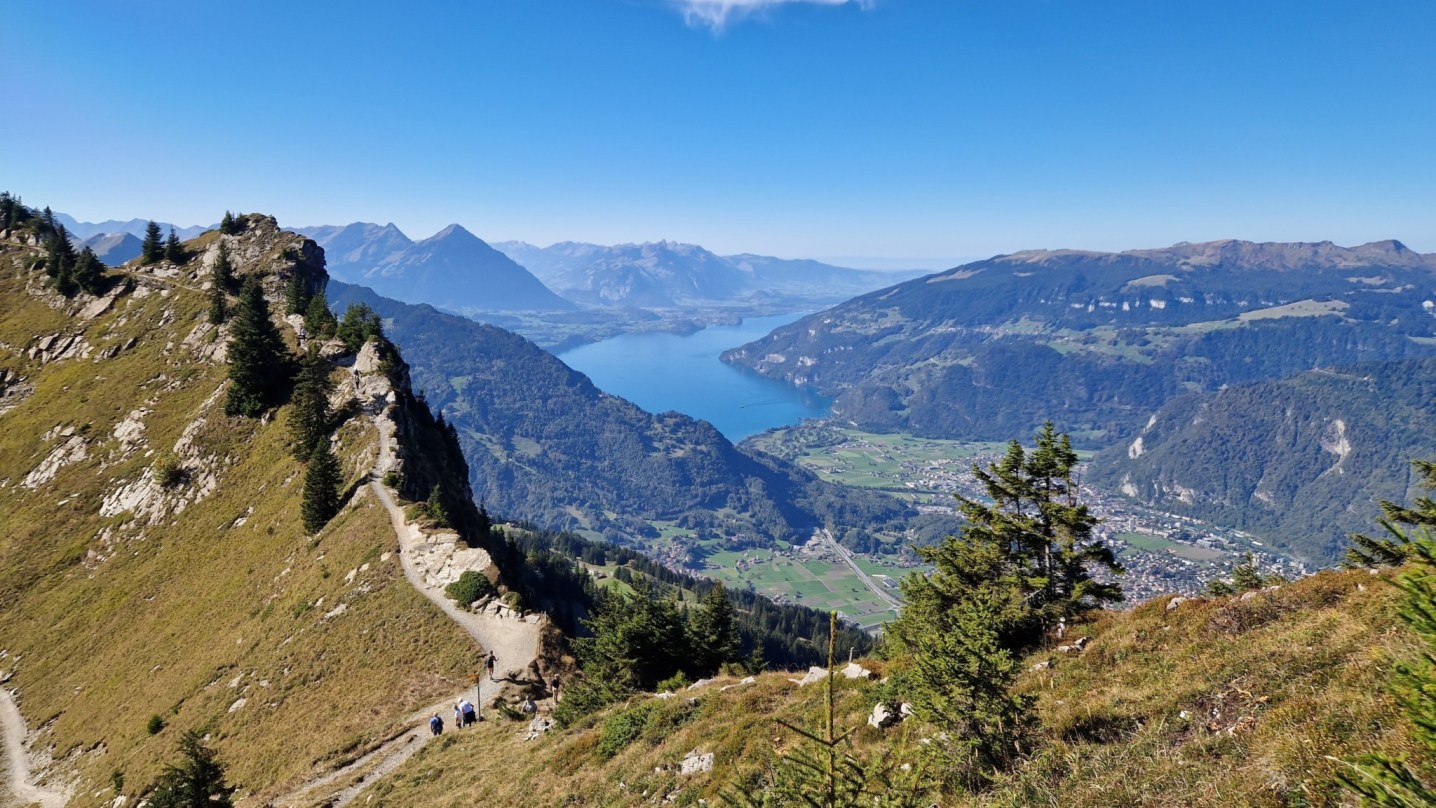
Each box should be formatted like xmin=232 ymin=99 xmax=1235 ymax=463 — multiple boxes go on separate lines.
xmin=492 ymin=520 xmax=872 ymax=668
xmin=1091 ymin=356 xmax=1436 ymax=563
xmin=328 ymin=281 xmax=915 ymax=555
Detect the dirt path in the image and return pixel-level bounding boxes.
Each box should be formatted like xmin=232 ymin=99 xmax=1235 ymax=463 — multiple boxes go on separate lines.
xmin=0 ymin=687 xmax=67 ymax=808
xmin=266 ymin=405 xmax=541 ymax=807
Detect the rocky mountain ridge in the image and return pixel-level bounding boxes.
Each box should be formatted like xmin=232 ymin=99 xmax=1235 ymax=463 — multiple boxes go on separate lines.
xmin=0 ymin=211 xmax=531 ymax=806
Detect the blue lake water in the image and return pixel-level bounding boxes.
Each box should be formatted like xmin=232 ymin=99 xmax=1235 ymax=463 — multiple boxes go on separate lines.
xmin=557 ymin=313 xmax=831 ymax=442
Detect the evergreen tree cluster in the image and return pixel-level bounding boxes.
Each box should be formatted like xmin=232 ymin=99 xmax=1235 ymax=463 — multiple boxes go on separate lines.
xmin=135 ymin=221 xmax=190 ymax=265
xmin=1205 ymin=552 xmax=1285 ymax=596
xmin=336 ymin=302 xmax=384 ymax=353
xmin=141 ymin=221 xmax=163 ymax=264
xmin=0 ymin=192 xmax=43 ymax=233
xmin=554 ymin=580 xmax=742 ymax=726
xmin=219 ymin=210 xmax=243 ymax=235
xmin=224 ymin=277 xmax=290 ymax=418
xmin=208 ymin=241 xmax=235 ymax=324
xmin=495 ymin=522 xmax=872 ymax=669
xmin=44 ymin=226 xmax=104 ymax=296
xmin=301 ymin=441 xmax=342 ymax=534
xmin=0 ymin=193 xmax=105 ymax=296
xmin=163 ymin=227 xmax=186 ymax=263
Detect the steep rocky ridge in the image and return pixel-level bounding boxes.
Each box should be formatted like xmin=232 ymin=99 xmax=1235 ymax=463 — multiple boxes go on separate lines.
xmin=0 ymin=214 xmax=532 ymax=806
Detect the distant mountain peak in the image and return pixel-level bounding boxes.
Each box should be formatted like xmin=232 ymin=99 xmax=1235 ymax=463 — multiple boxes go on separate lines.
xmin=427 ymin=223 xmax=477 ymax=242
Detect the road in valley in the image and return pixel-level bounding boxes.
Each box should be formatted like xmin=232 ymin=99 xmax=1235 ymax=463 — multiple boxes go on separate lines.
xmin=819 ymin=528 xmax=904 ymax=613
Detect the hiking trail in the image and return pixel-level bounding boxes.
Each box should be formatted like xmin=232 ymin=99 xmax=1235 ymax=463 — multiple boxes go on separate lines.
xmin=267 ymin=369 xmax=542 ymax=807
xmin=0 ymin=686 xmax=68 ymax=808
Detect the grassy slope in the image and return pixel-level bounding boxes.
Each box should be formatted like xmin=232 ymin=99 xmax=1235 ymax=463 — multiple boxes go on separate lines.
xmin=0 ymin=237 xmax=478 ymax=805
xmin=363 ymin=568 xmax=1417 ymax=807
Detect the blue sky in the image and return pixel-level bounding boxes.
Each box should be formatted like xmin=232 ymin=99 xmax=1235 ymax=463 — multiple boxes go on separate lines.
xmin=3 ymin=0 xmax=1432 ymax=264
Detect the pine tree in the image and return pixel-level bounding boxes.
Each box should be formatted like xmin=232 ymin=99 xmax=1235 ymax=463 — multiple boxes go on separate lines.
xmin=301 ymin=441 xmax=342 ymax=534
xmin=957 ymin=423 xmax=1123 ymax=643
xmin=689 ymin=582 xmax=741 ymax=676
xmin=725 ymin=613 xmax=933 ymax=808
xmin=72 ymin=246 xmax=104 ymax=294
xmin=224 ymin=277 xmax=288 ymax=417
xmin=288 ymin=348 xmax=332 ymax=460
xmin=285 ymin=269 xmax=311 ymax=315
xmin=163 ymin=228 xmax=185 ymax=263
xmin=1337 ymin=459 xmax=1436 ymax=803
xmin=145 ymin=730 xmax=235 ymax=808
xmin=888 ymin=530 xmax=1033 ymax=780
xmin=555 ymin=583 xmax=691 ymax=726
xmin=304 ymin=291 xmax=338 ymax=338
xmin=425 ymin=484 xmax=451 ymax=527
xmin=212 ymin=241 xmax=235 ymax=290
xmin=142 ymin=220 xmax=163 ymax=264
xmin=208 ymin=283 xmax=227 ymax=325
xmin=45 ymin=226 xmax=77 ymax=294
xmin=336 ymin=303 xmax=384 ymax=353
xmin=219 ymin=210 xmax=237 ymax=235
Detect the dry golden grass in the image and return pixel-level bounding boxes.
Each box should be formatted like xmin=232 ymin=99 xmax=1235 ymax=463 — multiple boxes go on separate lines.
xmin=0 ymin=238 xmax=481 ymax=806
xmin=364 ymin=569 xmax=1416 ymax=807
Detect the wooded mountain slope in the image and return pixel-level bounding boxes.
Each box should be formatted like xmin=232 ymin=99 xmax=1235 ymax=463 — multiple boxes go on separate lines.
xmin=1090 ymin=357 xmax=1436 ymax=564
xmin=724 ymin=239 xmax=1436 ymax=446
xmin=327 ymin=281 xmax=915 ymax=555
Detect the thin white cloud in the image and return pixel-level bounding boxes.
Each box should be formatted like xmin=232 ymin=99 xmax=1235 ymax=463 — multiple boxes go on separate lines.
xmin=670 ymin=0 xmax=872 ymax=32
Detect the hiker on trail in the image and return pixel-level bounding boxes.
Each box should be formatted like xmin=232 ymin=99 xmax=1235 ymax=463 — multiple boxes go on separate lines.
xmin=521 ymin=696 xmax=537 ymax=716
xmin=460 ymin=699 xmax=478 ymax=727
xmin=486 ymin=651 xmax=497 ymax=681
xmin=550 ymin=674 xmax=561 ymax=703
xmin=429 ymin=714 xmax=443 ymax=736
xmin=454 ymin=702 xmax=464 ymax=728
xmin=352 ymin=367 xmax=361 ymax=392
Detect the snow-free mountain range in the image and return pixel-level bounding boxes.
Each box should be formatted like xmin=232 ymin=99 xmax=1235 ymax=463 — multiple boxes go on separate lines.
xmin=53 ymin=214 xmax=922 ymax=318
xmin=1 ymin=200 xmax=1431 ymax=805
xmin=41 ymin=209 xmax=1436 ymax=567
